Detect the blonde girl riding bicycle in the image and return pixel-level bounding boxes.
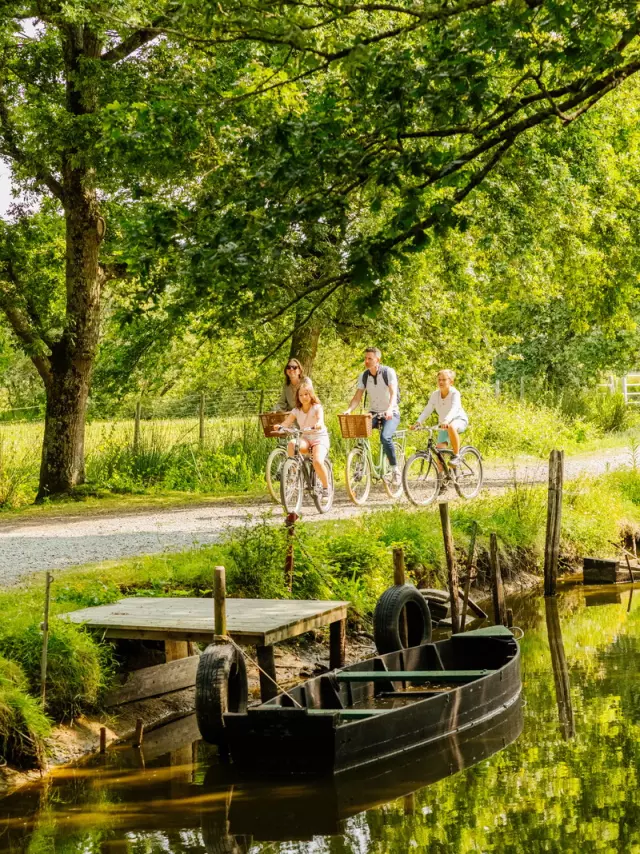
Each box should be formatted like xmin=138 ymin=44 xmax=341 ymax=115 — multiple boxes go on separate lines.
xmin=411 ymin=369 xmax=468 ymax=465
xmin=278 ymin=379 xmax=331 ymax=498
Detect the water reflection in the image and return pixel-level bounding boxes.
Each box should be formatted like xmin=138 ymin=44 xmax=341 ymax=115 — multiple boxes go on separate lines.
xmin=3 ymin=585 xmax=640 ymax=852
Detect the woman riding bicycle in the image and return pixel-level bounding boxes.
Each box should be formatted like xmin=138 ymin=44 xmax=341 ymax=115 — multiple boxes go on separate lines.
xmin=277 ymin=379 xmax=331 ymax=498
xmin=412 ymin=369 xmax=468 ymax=466
xmin=274 ymin=358 xmax=305 ymax=412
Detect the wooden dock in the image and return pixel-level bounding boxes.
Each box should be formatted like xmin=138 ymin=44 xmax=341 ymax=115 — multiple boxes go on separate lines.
xmin=63 ymin=597 xmax=349 ymax=703
xmin=583 ymin=557 xmax=640 ymax=585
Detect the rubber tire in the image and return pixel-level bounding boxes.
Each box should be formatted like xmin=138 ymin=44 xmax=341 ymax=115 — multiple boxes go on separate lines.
xmin=373 ymin=585 xmax=432 ymax=654
xmin=402 ymin=452 xmax=440 ymax=506
xmin=265 ymin=446 xmax=287 ymax=504
xmin=312 ymin=458 xmax=334 ymax=514
xmin=345 ymin=446 xmax=371 ymax=505
xmin=382 ymin=440 xmax=405 ymax=499
xmin=195 ymin=643 xmax=248 ymax=746
xmin=280 ymin=457 xmax=303 ymax=514
xmin=454 ymin=446 xmax=484 ymax=500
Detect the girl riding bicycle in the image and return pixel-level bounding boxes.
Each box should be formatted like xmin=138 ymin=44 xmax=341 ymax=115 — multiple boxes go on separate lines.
xmin=278 ymin=379 xmax=331 ymax=497
xmin=412 ymin=369 xmax=468 ymax=465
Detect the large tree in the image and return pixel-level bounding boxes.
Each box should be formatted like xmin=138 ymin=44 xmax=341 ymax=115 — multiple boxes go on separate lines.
xmin=1 ymin=1 xmax=640 ymax=498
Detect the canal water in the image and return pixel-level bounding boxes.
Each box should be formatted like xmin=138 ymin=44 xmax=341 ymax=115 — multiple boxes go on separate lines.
xmin=2 ymin=581 xmax=640 ymax=853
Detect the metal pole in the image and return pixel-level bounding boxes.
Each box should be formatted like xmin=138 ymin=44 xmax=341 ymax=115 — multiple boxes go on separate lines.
xmin=199 ymin=392 xmax=205 ymax=445
xmin=134 ymin=400 xmax=142 ymax=450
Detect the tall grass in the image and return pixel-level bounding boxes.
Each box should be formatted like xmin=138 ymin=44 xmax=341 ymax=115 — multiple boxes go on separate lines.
xmin=0 ymin=393 xmax=631 ymax=510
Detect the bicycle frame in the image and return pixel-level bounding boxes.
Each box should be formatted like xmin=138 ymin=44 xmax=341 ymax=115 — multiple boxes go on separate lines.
xmin=354 ymin=421 xmax=406 ymax=481
xmin=283 ymin=430 xmax=323 ymax=492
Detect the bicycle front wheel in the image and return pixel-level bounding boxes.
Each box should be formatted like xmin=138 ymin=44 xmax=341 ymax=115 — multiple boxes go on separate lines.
xmin=265 ymin=446 xmax=288 ymax=504
xmin=382 ymin=440 xmax=406 ymax=500
xmin=403 ymin=452 xmax=441 ymax=506
xmin=454 ymin=447 xmax=483 ymax=500
xmin=312 ymin=459 xmax=334 ymax=514
xmin=280 ymin=457 xmax=303 ymax=514
xmin=345 ymin=447 xmax=371 ymax=505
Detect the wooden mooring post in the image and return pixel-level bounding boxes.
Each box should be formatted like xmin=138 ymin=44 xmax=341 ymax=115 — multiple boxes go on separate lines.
xmin=490 ymin=533 xmax=507 ymax=626
xmin=544 ymin=450 xmax=564 ymax=597
xmin=439 ymin=502 xmax=460 ymax=634
xmin=214 ymin=566 xmax=227 ymax=640
xmin=393 ymin=547 xmax=408 ymax=647
xmin=460 ymin=521 xmax=478 ymax=632
xmin=40 ymin=572 xmax=53 ymax=704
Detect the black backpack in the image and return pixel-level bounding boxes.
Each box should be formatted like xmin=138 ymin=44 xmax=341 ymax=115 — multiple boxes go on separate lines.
xmin=362 ymin=366 xmax=401 ymax=405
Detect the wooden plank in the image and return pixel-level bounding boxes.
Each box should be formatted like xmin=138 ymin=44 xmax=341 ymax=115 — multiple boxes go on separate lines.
xmin=104 ymin=656 xmax=200 ymax=707
xmin=336 ymin=670 xmax=493 ymax=683
xmin=61 ymin=598 xmax=349 ymax=646
xmin=307 ymin=709 xmax=388 ymax=718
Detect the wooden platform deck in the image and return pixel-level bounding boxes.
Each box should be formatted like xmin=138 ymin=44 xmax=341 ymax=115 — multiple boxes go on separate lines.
xmin=62 ymin=597 xmax=349 ymax=646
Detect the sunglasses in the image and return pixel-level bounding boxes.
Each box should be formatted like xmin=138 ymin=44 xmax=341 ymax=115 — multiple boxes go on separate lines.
xmin=286 ymin=365 xmax=300 ymax=370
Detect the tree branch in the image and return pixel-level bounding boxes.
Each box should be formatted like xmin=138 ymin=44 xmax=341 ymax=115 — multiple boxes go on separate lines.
xmin=101 ymin=19 xmax=167 ymax=64
xmin=0 ymin=281 xmax=52 ymax=386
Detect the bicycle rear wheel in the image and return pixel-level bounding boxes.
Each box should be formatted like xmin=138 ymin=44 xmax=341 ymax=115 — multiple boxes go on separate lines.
xmin=280 ymin=457 xmax=303 ymax=514
xmin=402 ymin=452 xmax=441 ymax=506
xmin=265 ymin=446 xmax=287 ymax=504
xmin=454 ymin=447 xmax=483 ymax=499
xmin=345 ymin=446 xmax=371 ymax=505
xmin=312 ymin=459 xmax=334 ymax=514
xmin=382 ymin=440 xmax=405 ymax=499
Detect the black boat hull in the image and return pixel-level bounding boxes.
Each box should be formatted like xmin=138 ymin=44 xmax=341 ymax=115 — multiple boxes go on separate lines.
xmin=224 ymin=626 xmax=521 ymax=774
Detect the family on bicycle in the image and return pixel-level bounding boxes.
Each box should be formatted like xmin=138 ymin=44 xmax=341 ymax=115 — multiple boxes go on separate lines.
xmin=269 ymin=347 xmax=481 ymax=511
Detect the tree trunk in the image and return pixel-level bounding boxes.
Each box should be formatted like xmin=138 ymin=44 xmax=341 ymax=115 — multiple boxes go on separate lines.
xmin=36 ymin=25 xmax=103 ymax=500
xmin=290 ymin=310 xmax=322 ymax=377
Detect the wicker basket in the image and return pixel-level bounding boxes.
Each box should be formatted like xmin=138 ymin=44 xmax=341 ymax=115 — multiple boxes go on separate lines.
xmin=260 ymin=411 xmax=287 ymax=438
xmin=339 ymin=413 xmax=372 ymax=439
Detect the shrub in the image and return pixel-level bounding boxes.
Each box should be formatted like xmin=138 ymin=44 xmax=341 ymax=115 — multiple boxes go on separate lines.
xmin=0 ymin=618 xmax=111 ymax=721
xmin=0 ymin=656 xmax=51 ymax=769
xmin=224 ymin=515 xmax=290 ymax=599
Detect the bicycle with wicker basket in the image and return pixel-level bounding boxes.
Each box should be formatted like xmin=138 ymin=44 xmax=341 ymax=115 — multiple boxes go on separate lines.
xmin=402 ymin=425 xmax=483 ymax=506
xmin=260 ymin=412 xmax=289 ymax=503
xmin=339 ymin=413 xmax=406 ymax=505
xmin=278 ymin=427 xmax=334 ymax=514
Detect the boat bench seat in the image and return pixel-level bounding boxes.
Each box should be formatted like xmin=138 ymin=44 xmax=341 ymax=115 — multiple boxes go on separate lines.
xmin=336 ymin=670 xmax=494 ymax=683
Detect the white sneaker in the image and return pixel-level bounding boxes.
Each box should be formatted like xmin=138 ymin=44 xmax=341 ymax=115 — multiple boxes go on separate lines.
xmin=391 ymin=468 xmax=401 ymax=486
xmin=449 ymin=455 xmax=460 ymax=467
xmin=322 ymin=486 xmax=330 ymax=499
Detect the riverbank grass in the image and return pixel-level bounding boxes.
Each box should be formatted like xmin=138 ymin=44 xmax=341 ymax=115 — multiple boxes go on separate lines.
xmin=2 ymin=468 xmax=640 ymax=769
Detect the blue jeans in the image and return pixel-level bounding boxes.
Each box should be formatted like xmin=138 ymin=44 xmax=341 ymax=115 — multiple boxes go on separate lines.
xmin=371 ymin=412 xmax=400 ymax=467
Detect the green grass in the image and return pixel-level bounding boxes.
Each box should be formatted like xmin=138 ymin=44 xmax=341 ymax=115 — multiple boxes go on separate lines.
xmin=1 ymin=395 xmax=638 ymax=513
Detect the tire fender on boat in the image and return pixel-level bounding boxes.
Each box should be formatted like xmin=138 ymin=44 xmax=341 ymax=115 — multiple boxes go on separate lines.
xmin=195 ymin=642 xmax=248 ymax=746
xmin=374 ymin=585 xmax=432 ymax=653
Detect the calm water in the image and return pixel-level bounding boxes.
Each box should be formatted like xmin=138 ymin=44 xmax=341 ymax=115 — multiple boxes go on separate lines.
xmin=2 ymin=582 xmax=640 ymax=853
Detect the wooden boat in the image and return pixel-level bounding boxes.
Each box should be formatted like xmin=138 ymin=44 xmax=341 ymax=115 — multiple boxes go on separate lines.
xmin=223 ymin=624 xmax=521 ymax=775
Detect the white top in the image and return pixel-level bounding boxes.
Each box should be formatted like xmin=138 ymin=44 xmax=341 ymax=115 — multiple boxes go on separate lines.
xmin=291 ymin=403 xmax=330 ymax=442
xmin=417 ymin=387 xmax=468 ymax=425
xmin=357 ymin=366 xmax=399 ymax=413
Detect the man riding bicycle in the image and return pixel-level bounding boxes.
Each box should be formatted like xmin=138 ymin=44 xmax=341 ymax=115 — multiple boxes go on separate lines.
xmin=344 ymin=347 xmax=401 ymax=486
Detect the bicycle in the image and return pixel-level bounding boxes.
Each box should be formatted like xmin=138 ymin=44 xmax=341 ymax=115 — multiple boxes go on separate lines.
xmin=340 ymin=413 xmax=406 ymax=506
xmin=261 ymin=412 xmax=288 ymax=503
xmin=278 ymin=427 xmax=334 ymax=514
xmin=402 ymin=426 xmax=483 ymax=506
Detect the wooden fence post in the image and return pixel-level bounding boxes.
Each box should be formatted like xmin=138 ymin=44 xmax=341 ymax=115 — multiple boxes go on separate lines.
xmin=490 ymin=533 xmax=507 ymax=626
xmin=214 ymin=566 xmax=227 ymax=640
xmin=134 ymin=400 xmax=142 ymax=451
xmin=460 ymin=521 xmax=478 ymax=632
xmin=199 ymin=392 xmax=206 ymax=445
xmin=393 ymin=547 xmax=406 ymax=585
xmin=544 ymin=450 xmax=564 ymax=597
xmin=40 ymin=571 xmax=52 ymax=704
xmin=439 ymin=502 xmax=460 ymax=633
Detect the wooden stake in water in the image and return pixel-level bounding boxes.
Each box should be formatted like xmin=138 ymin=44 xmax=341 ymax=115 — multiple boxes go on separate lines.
xmin=40 ymin=572 xmax=53 ymax=704
xmin=99 ymin=726 xmax=107 ymax=754
xmin=214 ymin=566 xmax=227 ymax=640
xmin=544 ymin=449 xmax=564 ymax=597
xmin=490 ymin=533 xmax=507 ymax=626
xmin=439 ymin=502 xmax=460 ymax=634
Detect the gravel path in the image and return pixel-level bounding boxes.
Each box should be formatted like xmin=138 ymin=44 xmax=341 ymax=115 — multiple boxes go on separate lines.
xmin=0 ymin=445 xmax=632 ymax=586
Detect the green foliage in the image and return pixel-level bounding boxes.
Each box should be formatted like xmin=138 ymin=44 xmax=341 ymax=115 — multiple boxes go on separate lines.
xmin=0 ymin=655 xmax=51 ymax=769
xmin=0 ymin=617 xmax=111 ymax=721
